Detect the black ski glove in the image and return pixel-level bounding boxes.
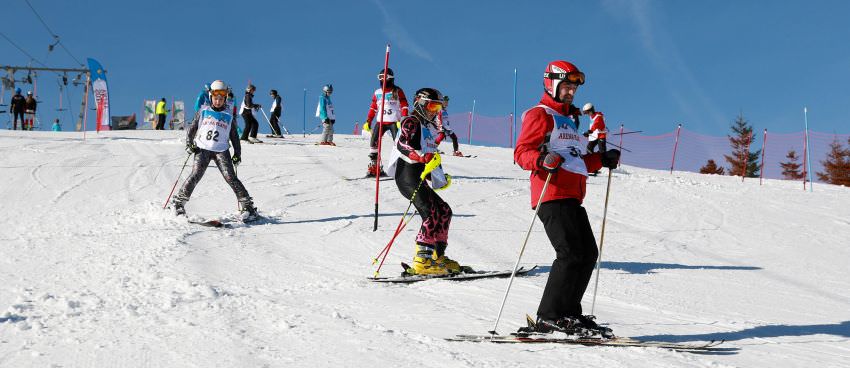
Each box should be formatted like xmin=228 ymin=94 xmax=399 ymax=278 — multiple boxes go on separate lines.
xmin=232 ymin=154 xmax=241 ymax=166
xmin=537 ymin=152 xmax=564 ymax=173
xmin=186 ymin=143 xmax=198 ymax=155
xmin=322 ymin=118 xmax=330 ymax=124
xmin=601 ymin=149 xmax=621 ymax=169
xmin=583 ymin=130 xmax=591 ymax=137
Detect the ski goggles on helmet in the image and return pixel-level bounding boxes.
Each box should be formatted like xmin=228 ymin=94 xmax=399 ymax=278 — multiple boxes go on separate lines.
xmin=421 ymin=99 xmax=443 ymax=113
xmin=210 ymin=89 xmax=228 ymax=97
xmin=544 ymin=71 xmax=585 ymax=85
xmin=377 ymin=73 xmax=395 ymax=80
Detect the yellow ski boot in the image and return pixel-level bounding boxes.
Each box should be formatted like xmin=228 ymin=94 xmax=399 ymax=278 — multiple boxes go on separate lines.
xmin=434 ymin=243 xmax=463 ymax=273
xmin=409 ymin=244 xmax=449 ymax=276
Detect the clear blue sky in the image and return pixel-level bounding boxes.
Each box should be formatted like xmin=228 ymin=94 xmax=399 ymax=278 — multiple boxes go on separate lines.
xmin=2 ymin=0 xmax=849 ymax=135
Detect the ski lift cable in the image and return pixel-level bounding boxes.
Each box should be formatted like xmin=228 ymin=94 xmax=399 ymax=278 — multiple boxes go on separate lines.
xmin=23 ymin=0 xmax=85 ymax=67
xmin=0 ymin=31 xmax=50 ymax=69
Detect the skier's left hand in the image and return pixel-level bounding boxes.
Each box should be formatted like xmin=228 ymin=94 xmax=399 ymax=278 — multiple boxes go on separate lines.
xmin=232 ymin=154 xmax=241 ymax=166
xmin=583 ymin=130 xmax=591 ymax=137
xmin=323 ymin=118 xmax=330 ymax=124
xmin=185 ymin=143 xmax=198 ymax=155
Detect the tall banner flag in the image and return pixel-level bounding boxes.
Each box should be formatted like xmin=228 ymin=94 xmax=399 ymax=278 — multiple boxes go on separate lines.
xmin=87 ymin=58 xmax=110 ymax=131
xmin=144 ymin=100 xmax=157 ymax=129
xmin=172 ymin=101 xmax=185 ymax=129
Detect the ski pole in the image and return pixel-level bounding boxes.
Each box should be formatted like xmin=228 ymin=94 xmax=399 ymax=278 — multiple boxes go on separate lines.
xmin=488 ymin=172 xmax=552 ymax=335
xmin=373 ymin=178 xmax=425 ymax=278
xmin=590 ymin=167 xmax=615 ymax=315
xmin=162 ymin=153 xmax=193 ymax=209
xmin=258 ymin=108 xmax=278 ymax=136
xmin=489 ymin=172 xmax=553 ymax=335
xmin=372 ymin=205 xmax=416 ymax=264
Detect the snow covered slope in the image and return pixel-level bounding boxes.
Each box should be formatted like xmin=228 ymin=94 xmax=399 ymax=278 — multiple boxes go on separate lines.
xmin=1 ymin=130 xmax=848 ymax=367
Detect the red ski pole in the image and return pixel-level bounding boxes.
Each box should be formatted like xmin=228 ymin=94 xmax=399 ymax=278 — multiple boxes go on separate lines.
xmin=373 ymin=44 xmax=391 ymax=232
xmin=163 ymin=153 xmax=192 ymax=209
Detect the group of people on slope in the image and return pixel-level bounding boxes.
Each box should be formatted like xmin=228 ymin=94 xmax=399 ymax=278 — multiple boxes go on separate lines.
xmin=8 ymin=88 xmax=38 ymax=130
xmin=169 ymin=59 xmax=620 ymax=338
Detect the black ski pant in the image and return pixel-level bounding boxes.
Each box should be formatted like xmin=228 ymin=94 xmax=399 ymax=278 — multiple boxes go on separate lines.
xmin=155 ymin=114 xmax=166 ymax=130
xmin=369 ymin=122 xmax=399 ymax=157
xmin=12 ymin=111 xmax=25 ymax=130
xmin=175 ymin=149 xmax=251 ymax=204
xmin=269 ymin=110 xmax=282 ymax=136
xmin=587 ymin=138 xmax=607 ymax=154
xmin=394 ymin=159 xmax=452 ymax=249
xmin=241 ymin=112 xmax=259 ymax=139
xmin=536 ymin=198 xmax=598 ymax=320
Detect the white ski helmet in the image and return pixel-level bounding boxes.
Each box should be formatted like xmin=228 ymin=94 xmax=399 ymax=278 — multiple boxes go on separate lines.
xmin=210 ymin=80 xmax=227 ymax=92
xmin=582 ymin=103 xmax=594 ymax=113
xmin=323 ymin=84 xmax=333 ymax=93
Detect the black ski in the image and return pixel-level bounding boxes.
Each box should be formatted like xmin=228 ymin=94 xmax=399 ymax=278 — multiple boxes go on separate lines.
xmin=189 ymin=219 xmax=230 ymax=228
xmin=446 ymin=334 xmax=725 ymax=351
xmin=369 ymin=265 xmax=538 ymax=283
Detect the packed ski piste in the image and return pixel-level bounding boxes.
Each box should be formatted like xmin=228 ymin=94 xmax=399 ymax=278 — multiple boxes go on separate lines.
xmin=4 ymin=55 xmax=849 ymax=367
xmin=171 ymin=60 xmax=695 ymax=345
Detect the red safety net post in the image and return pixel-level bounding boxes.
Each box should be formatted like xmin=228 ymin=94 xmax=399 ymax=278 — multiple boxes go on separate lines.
xmin=509 ymin=113 xmax=513 ymax=148
xmin=802 ymin=132 xmax=808 ymax=190
xmin=618 ymin=124 xmax=624 ymax=166
xmin=670 ymin=124 xmax=682 ymax=174
xmin=467 ymin=112 xmax=472 ymax=145
xmin=759 ymin=129 xmax=767 ymax=185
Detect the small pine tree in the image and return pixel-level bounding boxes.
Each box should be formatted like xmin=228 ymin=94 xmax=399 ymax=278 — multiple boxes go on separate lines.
xmin=699 ymin=159 xmax=725 ymax=175
xmin=723 ymin=112 xmax=761 ymax=177
xmin=779 ymin=150 xmax=805 ymax=180
xmin=816 ymin=138 xmax=850 ymax=186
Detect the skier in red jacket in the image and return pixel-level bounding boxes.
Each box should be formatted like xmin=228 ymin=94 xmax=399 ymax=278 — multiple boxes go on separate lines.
xmin=364 ymin=68 xmax=409 ymax=177
xmin=513 ymin=60 xmax=619 ymax=337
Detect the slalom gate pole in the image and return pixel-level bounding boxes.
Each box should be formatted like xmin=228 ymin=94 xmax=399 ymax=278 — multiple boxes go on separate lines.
xmin=373 ymin=177 xmax=425 ymax=277
xmin=373 ymin=44 xmax=391 ymax=232
xmin=162 ymin=153 xmax=192 ymax=209
xmin=490 ymin=172 xmax=552 ymax=335
xmin=235 ymin=164 xmax=241 ymax=211
xmin=589 ymin=166 xmax=615 ymax=315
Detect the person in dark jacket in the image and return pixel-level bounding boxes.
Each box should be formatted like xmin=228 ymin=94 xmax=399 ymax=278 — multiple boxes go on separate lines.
xmin=240 ymin=85 xmax=262 ymax=143
xmin=9 ymin=88 xmax=25 ymax=130
xmin=268 ymin=89 xmax=283 ymax=137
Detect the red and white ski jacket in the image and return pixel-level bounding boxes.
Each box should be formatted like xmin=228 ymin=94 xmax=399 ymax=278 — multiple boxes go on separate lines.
xmin=366 ymin=86 xmax=408 ymax=125
xmin=589 ymin=111 xmax=607 ymax=140
xmin=514 ymin=94 xmax=603 ymax=209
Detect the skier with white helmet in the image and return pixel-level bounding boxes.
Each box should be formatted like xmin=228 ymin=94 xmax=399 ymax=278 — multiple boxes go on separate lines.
xmin=581 ymin=102 xmax=607 ymax=154
xmin=434 ymin=95 xmax=463 ymax=156
xmin=514 ymin=60 xmax=620 ymax=336
xmin=172 ymin=80 xmax=259 ymax=222
xmin=316 ymin=84 xmax=336 ymax=145
xmin=386 ymin=87 xmax=460 ymax=276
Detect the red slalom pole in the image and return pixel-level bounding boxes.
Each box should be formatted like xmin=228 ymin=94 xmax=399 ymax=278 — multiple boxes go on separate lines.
xmin=759 ymin=129 xmax=767 ymax=185
xmin=373 ymin=44 xmax=391 ymax=232
xmin=669 ymin=124 xmax=682 ymax=174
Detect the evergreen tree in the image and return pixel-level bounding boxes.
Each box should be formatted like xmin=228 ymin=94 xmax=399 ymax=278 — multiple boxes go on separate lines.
xmin=779 ymin=150 xmax=805 ymax=180
xmin=723 ymin=112 xmax=761 ymax=177
xmin=699 ymin=159 xmax=725 ymax=175
xmin=816 ymin=138 xmax=850 ymax=186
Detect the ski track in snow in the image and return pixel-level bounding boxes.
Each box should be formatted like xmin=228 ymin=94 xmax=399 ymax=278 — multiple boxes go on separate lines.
xmin=1 ymin=130 xmax=848 ymax=367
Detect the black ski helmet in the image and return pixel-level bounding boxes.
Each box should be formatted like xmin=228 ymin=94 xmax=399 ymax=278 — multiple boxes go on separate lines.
xmin=413 ymin=87 xmax=444 ymax=123
xmin=270 ymin=89 xmax=278 ymax=96
xmin=378 ymin=68 xmax=395 ymax=87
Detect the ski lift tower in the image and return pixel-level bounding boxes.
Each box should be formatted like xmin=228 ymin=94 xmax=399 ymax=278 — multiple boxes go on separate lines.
xmin=2 ymin=65 xmax=94 ymax=131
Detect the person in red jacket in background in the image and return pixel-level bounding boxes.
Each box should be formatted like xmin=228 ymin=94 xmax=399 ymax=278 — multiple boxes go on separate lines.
xmin=364 ymin=68 xmax=409 ymax=177
xmin=513 ymin=60 xmax=619 ymax=337
xmin=582 ymin=102 xmax=608 ymax=175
